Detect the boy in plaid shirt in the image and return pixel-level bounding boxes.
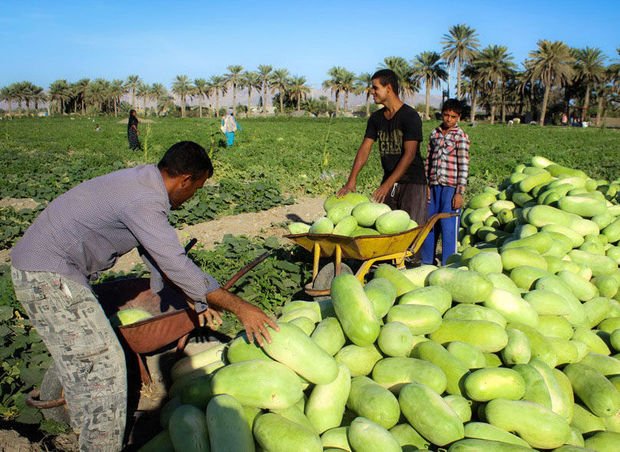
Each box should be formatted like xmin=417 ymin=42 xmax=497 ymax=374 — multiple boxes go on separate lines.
xmin=421 ymin=99 xmax=470 ymax=265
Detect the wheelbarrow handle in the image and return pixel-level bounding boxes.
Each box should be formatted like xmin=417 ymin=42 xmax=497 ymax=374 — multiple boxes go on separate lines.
xmin=184 ymin=238 xmax=198 ymax=254
xmin=223 ymin=252 xmax=270 ymax=290
xmin=26 ymin=388 xmax=65 ymax=409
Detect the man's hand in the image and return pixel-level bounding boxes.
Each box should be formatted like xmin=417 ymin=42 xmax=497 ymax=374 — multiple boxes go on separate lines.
xmin=198 ymin=307 xmax=223 ymax=330
xmin=336 ymin=183 xmax=355 ymax=198
xmin=452 ymin=193 xmax=463 ymax=210
xmin=371 ymin=182 xmax=391 ymax=203
xmin=236 ymin=303 xmax=278 ymax=347
xmin=426 ymin=186 xmax=431 ymax=203
xmin=204 ymin=288 xmax=279 ymax=347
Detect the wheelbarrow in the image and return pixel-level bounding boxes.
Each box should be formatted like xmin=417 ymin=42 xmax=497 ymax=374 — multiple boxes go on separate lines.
xmin=285 ymin=212 xmax=456 ymax=297
xmin=26 ymin=245 xmax=270 ymax=422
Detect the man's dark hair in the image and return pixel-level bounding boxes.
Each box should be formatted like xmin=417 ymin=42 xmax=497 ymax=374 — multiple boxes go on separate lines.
xmin=158 ymin=141 xmax=213 ymax=180
xmin=372 ymin=69 xmax=399 ymax=95
xmin=442 ymin=99 xmax=464 ymax=115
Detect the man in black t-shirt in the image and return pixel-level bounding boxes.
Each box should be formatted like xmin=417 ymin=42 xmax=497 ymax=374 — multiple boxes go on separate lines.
xmin=337 ymin=69 xmax=428 ymax=227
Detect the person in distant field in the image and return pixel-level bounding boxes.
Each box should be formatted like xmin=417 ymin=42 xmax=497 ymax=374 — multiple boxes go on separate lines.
xmin=221 ymin=109 xmax=242 ymax=147
xmin=337 ymin=69 xmax=427 ymax=229
xmin=561 ymin=112 xmax=568 ymax=126
xmin=127 ymin=109 xmax=141 ymax=150
xmin=10 ymin=141 xmax=277 ymax=452
xmin=421 ymin=98 xmax=470 ymax=266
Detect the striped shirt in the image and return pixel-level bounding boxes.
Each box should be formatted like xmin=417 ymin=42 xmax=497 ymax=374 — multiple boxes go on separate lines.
xmin=425 ymin=125 xmax=470 ymax=194
xmin=11 ymin=165 xmax=219 ymax=303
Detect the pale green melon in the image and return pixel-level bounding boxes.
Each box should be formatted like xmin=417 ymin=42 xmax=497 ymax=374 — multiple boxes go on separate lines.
xmin=375 ymin=210 xmax=411 ymax=235
xmin=333 ymin=215 xmax=358 ymax=236
xmin=342 ymin=192 xmax=370 ymax=206
xmin=288 ymin=222 xmax=311 ymax=234
xmin=352 ymin=202 xmax=391 ymax=227
xmin=327 ymin=202 xmax=355 ymax=224
xmin=110 ymin=308 xmax=153 ymax=327
xmin=310 ymin=217 xmax=334 ymax=234
xmin=351 ymin=228 xmax=380 ymax=237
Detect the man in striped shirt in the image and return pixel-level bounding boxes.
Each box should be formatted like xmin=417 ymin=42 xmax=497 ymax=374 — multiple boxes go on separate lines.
xmin=421 ymin=99 xmax=470 ymax=266
xmin=11 ymin=141 xmax=277 ymax=451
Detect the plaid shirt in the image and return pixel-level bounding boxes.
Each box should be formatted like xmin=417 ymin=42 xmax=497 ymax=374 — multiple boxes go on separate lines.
xmin=425 ymin=125 xmax=470 ymax=194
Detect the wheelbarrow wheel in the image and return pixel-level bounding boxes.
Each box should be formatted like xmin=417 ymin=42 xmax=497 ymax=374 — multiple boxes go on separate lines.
xmin=39 ymin=364 xmax=70 ymax=424
xmin=311 ymin=262 xmax=353 ymax=299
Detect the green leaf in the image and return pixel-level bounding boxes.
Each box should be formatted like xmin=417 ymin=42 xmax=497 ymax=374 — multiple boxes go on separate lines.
xmin=0 ymin=305 xmax=13 ymax=321
xmin=263 ymin=236 xmax=280 ymax=249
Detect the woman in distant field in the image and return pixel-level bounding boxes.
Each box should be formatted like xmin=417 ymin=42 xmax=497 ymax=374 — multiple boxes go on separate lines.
xmin=127 ymin=109 xmax=141 ymax=150
xmin=221 ymin=109 xmax=242 ymax=147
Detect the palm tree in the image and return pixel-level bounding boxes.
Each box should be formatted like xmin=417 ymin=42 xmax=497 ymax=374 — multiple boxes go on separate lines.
xmin=30 ymin=85 xmax=45 ymax=111
xmin=528 ymin=40 xmax=575 ymax=126
xmin=441 ymin=24 xmax=480 ymax=99
xmin=85 ymin=78 xmax=110 ymax=113
xmin=172 ymin=75 xmax=193 ymax=118
xmin=593 ymin=68 xmax=613 ymax=126
xmin=136 ymin=82 xmax=150 ymax=115
xmin=288 ymin=75 xmax=311 ymax=111
xmin=338 ymin=69 xmax=356 ymax=112
xmin=150 ymin=83 xmax=166 ymax=116
xmin=109 ymin=79 xmax=125 ymax=117
xmin=476 ymin=45 xmax=516 ymax=124
xmin=193 ymin=78 xmax=209 ymax=118
xmin=225 ymin=65 xmax=244 ymax=110
xmin=257 ymin=65 xmax=273 ymax=115
xmin=573 ymin=47 xmax=607 ymax=121
xmin=323 ymin=66 xmax=346 ymax=115
xmin=412 ymin=51 xmax=448 ymax=120
xmin=209 ymin=75 xmax=228 ymax=117
xmin=48 ymin=79 xmax=70 ymax=114
xmin=125 ymin=75 xmax=141 ymax=108
xmin=242 ymin=71 xmax=262 ymax=115
xmin=462 ymin=58 xmax=482 ymax=123
xmin=19 ymin=82 xmax=42 ymax=112
xmin=270 ymin=68 xmax=290 ymax=114
xmin=74 ymin=78 xmax=90 ymax=114
xmin=355 ymin=73 xmax=373 ymax=117
xmin=379 ymin=56 xmax=416 ymax=100
xmin=0 ymin=86 xmax=14 ymax=114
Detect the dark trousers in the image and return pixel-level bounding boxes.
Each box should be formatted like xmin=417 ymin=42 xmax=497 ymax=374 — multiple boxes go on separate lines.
xmin=384 ymin=182 xmax=428 ymax=260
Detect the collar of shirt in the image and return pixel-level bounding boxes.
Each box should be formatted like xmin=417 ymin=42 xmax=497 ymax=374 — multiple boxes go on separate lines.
xmin=434 ymin=124 xmax=460 ymax=135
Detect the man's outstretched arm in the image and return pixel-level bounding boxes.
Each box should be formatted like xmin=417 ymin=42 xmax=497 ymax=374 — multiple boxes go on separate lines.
xmin=205 ymin=288 xmax=278 ymax=347
xmin=337 ymin=137 xmax=374 ymax=197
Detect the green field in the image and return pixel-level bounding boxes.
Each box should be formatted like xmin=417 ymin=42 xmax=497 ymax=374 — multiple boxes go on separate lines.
xmin=2 ymin=116 xmax=618 ymax=203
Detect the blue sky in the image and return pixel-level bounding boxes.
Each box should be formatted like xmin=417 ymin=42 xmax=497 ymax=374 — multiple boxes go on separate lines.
xmin=1 ymin=0 xmax=618 ymax=92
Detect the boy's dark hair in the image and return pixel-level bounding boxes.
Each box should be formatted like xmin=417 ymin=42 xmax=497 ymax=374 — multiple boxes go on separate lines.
xmin=442 ymin=99 xmax=463 ymax=115
xmin=372 ymin=69 xmax=399 ymax=95
xmin=158 ymin=141 xmax=213 ymax=180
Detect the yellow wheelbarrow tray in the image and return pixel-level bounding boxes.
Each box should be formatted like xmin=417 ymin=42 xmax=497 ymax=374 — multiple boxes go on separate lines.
xmin=285 ymin=212 xmax=456 ymax=296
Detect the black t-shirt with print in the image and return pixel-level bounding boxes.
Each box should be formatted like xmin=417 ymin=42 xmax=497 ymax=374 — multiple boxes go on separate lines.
xmin=364 ymin=103 xmax=425 ymax=184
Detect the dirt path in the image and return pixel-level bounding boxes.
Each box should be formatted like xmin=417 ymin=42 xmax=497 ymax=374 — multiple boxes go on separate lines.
xmin=0 ymin=197 xmax=326 ymax=270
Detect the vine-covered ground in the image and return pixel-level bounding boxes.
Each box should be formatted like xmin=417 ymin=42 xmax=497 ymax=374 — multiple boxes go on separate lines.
xmin=0 ymin=116 xmax=618 ymax=448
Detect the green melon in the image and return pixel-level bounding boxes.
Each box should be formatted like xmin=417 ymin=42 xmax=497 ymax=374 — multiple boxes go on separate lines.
xmin=109 ymin=308 xmax=153 ymax=327
xmin=352 ymin=202 xmax=391 ymax=227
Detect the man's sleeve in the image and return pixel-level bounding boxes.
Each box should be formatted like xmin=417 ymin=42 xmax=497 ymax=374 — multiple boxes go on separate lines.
xmin=122 ymin=197 xmax=219 ymax=302
xmin=456 ymin=131 xmax=470 ymax=195
xmin=403 ymin=109 xmax=423 ymax=143
xmin=364 ymin=115 xmax=377 ymax=140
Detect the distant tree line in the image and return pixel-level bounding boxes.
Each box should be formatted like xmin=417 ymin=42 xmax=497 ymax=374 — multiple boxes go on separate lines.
xmin=1 ymin=25 xmax=618 ymax=125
